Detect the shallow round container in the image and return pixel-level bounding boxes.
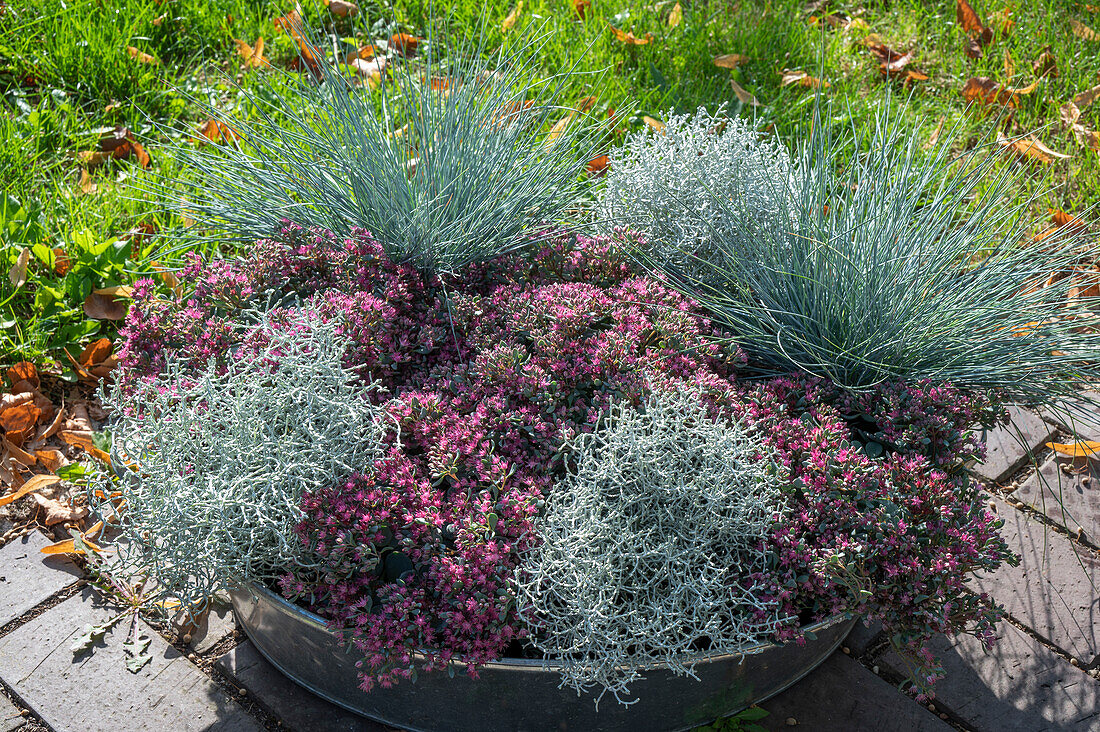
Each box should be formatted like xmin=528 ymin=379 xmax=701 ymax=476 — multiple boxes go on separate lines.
xmin=230 ymin=582 xmax=855 ymax=732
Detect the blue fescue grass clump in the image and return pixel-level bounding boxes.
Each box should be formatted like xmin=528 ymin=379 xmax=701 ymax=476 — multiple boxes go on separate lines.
xmin=626 ymin=104 xmax=1100 ymax=405
xmin=159 ymin=25 xmax=606 ymax=276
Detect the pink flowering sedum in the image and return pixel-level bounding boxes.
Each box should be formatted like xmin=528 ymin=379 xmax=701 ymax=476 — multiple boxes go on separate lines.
xmin=117 ymin=223 xmax=1014 ymax=697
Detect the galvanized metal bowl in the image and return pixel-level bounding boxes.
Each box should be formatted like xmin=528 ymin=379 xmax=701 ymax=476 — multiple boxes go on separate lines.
xmin=230 ymin=582 xmax=855 ymax=732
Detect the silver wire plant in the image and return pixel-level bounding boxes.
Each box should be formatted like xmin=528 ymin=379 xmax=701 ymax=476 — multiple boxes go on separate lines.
xmin=93 ymin=306 xmax=390 ymax=609
xmin=516 ymin=386 xmax=787 ymax=708
xmin=158 ymin=24 xmax=606 ymax=276
xmin=596 ymin=104 xmax=798 ymax=282
xmin=632 ymin=103 xmax=1100 ymax=402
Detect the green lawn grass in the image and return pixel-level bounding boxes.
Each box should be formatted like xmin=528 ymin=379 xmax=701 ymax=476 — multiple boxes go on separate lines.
xmin=1 ymin=0 xmax=1097 ymax=371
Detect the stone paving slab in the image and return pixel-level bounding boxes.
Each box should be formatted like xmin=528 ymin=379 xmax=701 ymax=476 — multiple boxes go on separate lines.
xmin=217 ymin=641 xmax=391 ymax=731
xmin=1016 ymin=456 xmax=1099 ymax=543
xmin=880 ymin=623 xmax=1100 ymax=731
xmin=0 ymin=531 xmax=81 ymax=626
xmin=1043 ymin=392 xmax=1100 ymax=442
xmin=759 ymin=653 xmax=953 ymax=731
xmin=844 ymin=619 xmax=883 ymax=657
xmin=971 ymin=406 xmax=1058 ymax=484
xmin=188 ymin=597 xmax=237 ymax=655
xmin=974 ymin=500 xmax=1100 ymax=665
xmin=0 ymin=587 xmax=261 ymax=732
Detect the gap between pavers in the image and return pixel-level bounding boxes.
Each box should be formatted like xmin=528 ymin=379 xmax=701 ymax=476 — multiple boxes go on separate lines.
xmin=973 ymin=499 xmax=1100 ymax=666
xmin=1015 ymin=455 xmax=1099 ymax=545
xmin=217 ymin=641 xmax=393 ymax=732
xmin=970 ymin=406 xmax=1058 ymax=485
xmin=880 ymin=622 xmax=1100 ymax=732
xmin=0 ymin=586 xmax=262 ymax=732
xmin=759 ymin=652 xmax=952 ymax=731
xmin=0 ymin=531 xmax=82 ymax=627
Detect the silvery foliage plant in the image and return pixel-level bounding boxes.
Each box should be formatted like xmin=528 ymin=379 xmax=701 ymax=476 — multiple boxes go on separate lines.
xmin=516 ymin=387 xmax=787 ymax=707
xmin=94 ymin=307 xmax=390 ymax=608
xmin=596 ymin=104 xmax=798 ymax=282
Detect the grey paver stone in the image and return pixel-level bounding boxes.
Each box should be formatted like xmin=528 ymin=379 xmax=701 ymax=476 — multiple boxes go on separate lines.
xmin=971 ymin=405 xmax=1058 ymax=484
xmin=880 ymin=623 xmax=1100 ymax=732
xmin=0 ymin=587 xmax=262 ymax=732
xmin=844 ymin=618 xmax=883 ymax=657
xmin=216 ymin=641 xmax=390 ymax=731
xmin=0 ymin=694 xmax=24 ymax=732
xmin=0 ymin=530 xmax=81 ymax=626
xmin=1016 ymin=456 xmax=1100 ymax=542
xmin=188 ymin=597 xmax=237 ymax=655
xmin=1042 ymin=392 xmax=1100 ymax=442
xmin=973 ymin=500 xmax=1100 ymax=665
xmin=760 ymin=653 xmax=953 ymax=731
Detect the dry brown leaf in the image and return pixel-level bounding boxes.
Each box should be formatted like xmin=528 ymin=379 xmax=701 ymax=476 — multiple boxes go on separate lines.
xmin=0 ymin=393 xmax=32 ymax=413
xmin=8 ymin=248 xmax=29 ymax=289
xmin=344 ymin=45 xmax=375 ymax=65
xmin=501 ymin=1 xmax=523 ymax=31
xmin=78 ymin=338 xmax=112 ymax=367
xmin=80 ymin=127 xmax=151 ymax=170
xmin=326 ymin=0 xmax=357 ymax=17
xmin=573 ymin=0 xmax=590 ymax=19
xmin=51 ymin=248 xmax=71 ymax=276
xmin=3 ymin=437 xmax=36 ymax=467
xmin=93 ymin=285 xmax=133 ymax=298
xmin=77 ymin=169 xmax=98 ymax=196
xmin=781 ymin=69 xmax=830 ymax=88
xmin=389 ymin=33 xmax=420 ymax=57
xmin=960 ymin=76 xmax=1039 ymax=107
xmin=1003 ymin=48 xmax=1015 ymax=78
xmin=1071 ymin=18 xmax=1100 ymax=41
xmin=83 ymin=292 xmax=128 ymax=321
xmin=197 ymin=119 xmax=241 ymax=146
xmin=999 ymin=132 xmax=1071 ymax=164
xmin=6 ymin=362 xmax=38 ymax=389
xmin=352 ymin=56 xmax=387 ymax=84
xmin=1069 ymin=269 xmax=1100 ymax=301
xmin=956 ymin=0 xmax=993 ymax=45
xmin=1032 ymin=46 xmax=1058 ymax=78
xmin=713 ymin=54 xmax=750 ymax=69
xmin=32 ymin=493 xmax=88 ymax=527
xmin=35 ymin=449 xmax=66 ymax=472
xmin=668 ymin=2 xmax=683 ymax=28
xmin=59 ymin=430 xmax=111 ymax=464
xmin=1073 ymin=83 xmax=1100 ymax=108
xmin=610 ymin=25 xmax=654 ymax=44
xmin=0 ymin=474 xmax=58 ymax=506
xmin=234 ymin=37 xmax=270 ymax=69
xmin=126 ymin=46 xmax=158 ymax=65
xmin=865 ymin=42 xmax=923 ymax=80
xmin=729 ymin=78 xmax=761 ymax=106
xmin=0 ymin=402 xmax=40 ymax=440
xmin=1061 ymin=100 xmax=1082 ymax=126
xmin=36 ymin=408 xmax=65 ymax=443
xmin=40 ymin=538 xmax=97 ymax=556
xmin=643 ymin=115 xmax=665 ymax=132
xmin=586 ymin=154 xmax=610 ymax=175
xmin=1046 ymin=440 xmax=1100 ymax=457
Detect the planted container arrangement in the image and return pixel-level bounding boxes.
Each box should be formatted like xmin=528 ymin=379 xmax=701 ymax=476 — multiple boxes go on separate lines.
xmin=90 ymin=23 xmax=1100 ymax=732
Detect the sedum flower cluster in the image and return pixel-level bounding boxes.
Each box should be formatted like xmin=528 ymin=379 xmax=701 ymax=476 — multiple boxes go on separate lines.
xmin=116 ymin=223 xmax=1013 ymax=700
